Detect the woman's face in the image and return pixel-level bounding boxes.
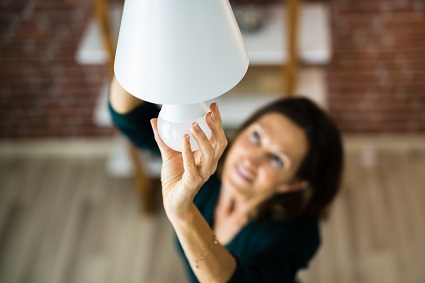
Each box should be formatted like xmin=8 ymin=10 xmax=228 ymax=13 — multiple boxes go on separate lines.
xmin=221 ymin=113 xmax=308 ymax=202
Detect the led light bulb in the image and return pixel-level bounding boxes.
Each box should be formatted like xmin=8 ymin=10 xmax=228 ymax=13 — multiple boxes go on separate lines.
xmin=157 ymin=103 xmax=212 ymax=152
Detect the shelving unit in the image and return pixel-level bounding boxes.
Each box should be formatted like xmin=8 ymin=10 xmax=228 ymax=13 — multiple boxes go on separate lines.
xmin=75 ymin=2 xmax=331 ymax=178
xmin=76 ymin=4 xmax=330 ymax=65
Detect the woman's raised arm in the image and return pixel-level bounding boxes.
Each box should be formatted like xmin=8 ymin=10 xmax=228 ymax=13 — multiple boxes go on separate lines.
xmin=150 ymin=104 xmax=236 ymax=282
xmin=109 ymin=75 xmax=144 ymax=114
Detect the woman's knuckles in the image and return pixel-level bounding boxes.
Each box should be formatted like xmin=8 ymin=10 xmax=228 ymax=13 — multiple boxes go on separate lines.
xmin=203 ymin=149 xmax=215 ymax=163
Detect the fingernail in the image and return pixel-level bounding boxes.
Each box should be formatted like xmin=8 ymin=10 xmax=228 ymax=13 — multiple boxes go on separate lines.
xmin=211 ymin=112 xmax=217 ymax=122
xmin=186 ymin=134 xmax=190 ymax=142
xmin=194 ymin=122 xmax=201 ymax=132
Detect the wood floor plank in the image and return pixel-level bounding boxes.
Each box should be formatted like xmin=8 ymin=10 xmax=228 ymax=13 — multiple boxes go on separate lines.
xmin=27 ymin=157 xmax=84 ymax=283
xmin=150 ymin=211 xmax=189 ymax=283
xmin=0 ymin=158 xmax=45 ymax=240
xmin=0 ymin=200 xmax=27 ymax=283
xmin=102 ymin=177 xmax=147 ymax=283
xmin=0 ymin=157 xmax=25 ymax=249
xmin=63 ymin=159 xmax=110 ymax=283
xmin=357 ymin=250 xmax=399 ymax=283
xmin=391 ymin=149 xmax=425 ymax=283
xmin=127 ymin=213 xmax=166 ymax=283
xmin=45 ymin=158 xmax=103 ymax=283
xmin=378 ymin=151 xmax=419 ymax=283
xmin=0 ymin=157 xmax=72 ymax=283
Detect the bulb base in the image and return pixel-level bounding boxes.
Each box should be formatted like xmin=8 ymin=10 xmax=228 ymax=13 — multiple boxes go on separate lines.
xmin=158 ymin=103 xmax=212 ymax=152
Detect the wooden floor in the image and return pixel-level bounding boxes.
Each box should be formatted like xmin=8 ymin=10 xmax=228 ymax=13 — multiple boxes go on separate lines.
xmin=0 ymin=137 xmax=424 ymax=283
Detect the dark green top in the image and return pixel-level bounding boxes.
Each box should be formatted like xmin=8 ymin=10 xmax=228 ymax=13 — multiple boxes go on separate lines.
xmin=109 ymin=100 xmax=321 ymax=283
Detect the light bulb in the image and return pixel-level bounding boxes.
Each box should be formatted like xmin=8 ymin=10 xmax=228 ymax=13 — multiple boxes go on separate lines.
xmin=157 ymin=103 xmax=212 ymax=152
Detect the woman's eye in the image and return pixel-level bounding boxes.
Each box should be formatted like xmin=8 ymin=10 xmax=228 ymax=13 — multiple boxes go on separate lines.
xmin=249 ymin=130 xmax=261 ymax=144
xmin=270 ymin=155 xmax=284 ymax=168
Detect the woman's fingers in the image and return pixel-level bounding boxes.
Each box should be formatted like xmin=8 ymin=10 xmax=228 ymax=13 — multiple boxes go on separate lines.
xmin=152 ymin=103 xmax=226 ymax=180
xmin=190 ymin=122 xmax=215 ymax=178
xmin=210 ymin=102 xmax=222 ymax=121
xmin=207 ymin=106 xmax=227 ymax=155
xmin=181 ymin=134 xmax=203 ymax=190
xmin=206 ymin=103 xmax=228 ymax=167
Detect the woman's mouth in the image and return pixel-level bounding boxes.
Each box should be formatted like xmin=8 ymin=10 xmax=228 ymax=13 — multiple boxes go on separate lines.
xmin=235 ymin=163 xmax=254 ymax=184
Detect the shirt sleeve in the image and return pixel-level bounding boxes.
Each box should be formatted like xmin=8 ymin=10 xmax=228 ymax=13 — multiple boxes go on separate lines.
xmin=108 ymin=95 xmax=161 ymax=156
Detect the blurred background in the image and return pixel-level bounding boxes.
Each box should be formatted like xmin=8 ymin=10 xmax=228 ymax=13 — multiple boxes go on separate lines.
xmin=0 ymin=0 xmax=424 ymax=282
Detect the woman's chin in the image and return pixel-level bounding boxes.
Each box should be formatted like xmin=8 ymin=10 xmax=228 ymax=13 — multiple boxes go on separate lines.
xmin=222 ymin=175 xmax=249 ymax=197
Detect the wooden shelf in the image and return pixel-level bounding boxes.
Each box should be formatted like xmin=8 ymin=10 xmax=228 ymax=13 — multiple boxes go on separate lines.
xmin=76 ymin=3 xmax=331 ymax=66
xmin=238 ymin=4 xmax=331 ymax=65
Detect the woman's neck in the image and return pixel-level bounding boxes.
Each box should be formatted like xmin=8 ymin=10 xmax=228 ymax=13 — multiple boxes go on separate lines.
xmin=217 ymin=185 xmax=268 ymax=219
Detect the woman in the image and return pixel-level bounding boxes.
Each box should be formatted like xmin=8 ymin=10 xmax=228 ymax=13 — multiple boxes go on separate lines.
xmin=109 ymin=76 xmax=344 ymax=282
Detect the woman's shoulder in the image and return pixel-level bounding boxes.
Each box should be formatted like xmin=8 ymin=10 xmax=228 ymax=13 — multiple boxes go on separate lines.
xmin=108 ymin=100 xmax=161 ymax=154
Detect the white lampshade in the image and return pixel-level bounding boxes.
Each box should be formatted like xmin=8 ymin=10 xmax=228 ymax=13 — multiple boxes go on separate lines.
xmin=114 ymin=0 xmax=249 ymax=151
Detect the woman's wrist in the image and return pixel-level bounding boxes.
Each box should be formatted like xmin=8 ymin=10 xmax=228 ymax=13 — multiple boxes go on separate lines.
xmin=169 ymin=202 xmax=238 ymax=282
xmin=165 ymin=202 xmax=197 ymax=226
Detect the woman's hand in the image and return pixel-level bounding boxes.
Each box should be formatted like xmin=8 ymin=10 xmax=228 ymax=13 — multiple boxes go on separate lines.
xmin=150 ymin=103 xmax=227 ymax=218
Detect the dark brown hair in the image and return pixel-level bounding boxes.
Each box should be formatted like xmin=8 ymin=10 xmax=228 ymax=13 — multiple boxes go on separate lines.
xmin=220 ymin=97 xmax=344 ymax=221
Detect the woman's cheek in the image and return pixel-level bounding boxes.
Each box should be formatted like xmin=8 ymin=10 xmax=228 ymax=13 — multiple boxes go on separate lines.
xmin=257 ymin=169 xmax=278 ymax=191
xmin=232 ymin=139 xmax=251 ymax=158
xmin=238 ymin=137 xmax=251 ymax=150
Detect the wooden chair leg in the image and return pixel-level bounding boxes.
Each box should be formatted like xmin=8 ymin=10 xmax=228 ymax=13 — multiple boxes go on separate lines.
xmin=92 ymin=0 xmax=116 ymax=75
xmin=285 ymin=0 xmax=300 ymax=98
xmin=126 ymin=142 xmax=157 ymax=214
xmin=93 ymin=0 xmax=156 ymax=214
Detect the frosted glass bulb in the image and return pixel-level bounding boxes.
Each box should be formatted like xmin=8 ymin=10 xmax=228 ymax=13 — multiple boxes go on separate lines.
xmin=157 ymin=103 xmax=212 ymax=152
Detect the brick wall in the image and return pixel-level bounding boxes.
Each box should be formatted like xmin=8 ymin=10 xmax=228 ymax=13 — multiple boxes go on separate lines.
xmin=0 ymin=0 xmax=113 ymax=138
xmin=0 ymin=0 xmax=424 ymax=139
xmin=328 ymin=0 xmax=425 ymax=132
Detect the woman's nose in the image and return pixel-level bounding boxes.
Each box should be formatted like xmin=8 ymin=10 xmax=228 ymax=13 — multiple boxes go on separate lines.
xmin=244 ymin=150 xmax=263 ymax=167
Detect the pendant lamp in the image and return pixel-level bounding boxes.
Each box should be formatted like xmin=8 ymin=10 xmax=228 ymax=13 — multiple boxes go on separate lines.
xmin=114 ymin=0 xmax=249 ymax=151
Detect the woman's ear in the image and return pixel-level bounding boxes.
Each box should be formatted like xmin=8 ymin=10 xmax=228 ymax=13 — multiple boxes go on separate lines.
xmin=276 ymin=181 xmax=309 ymax=194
